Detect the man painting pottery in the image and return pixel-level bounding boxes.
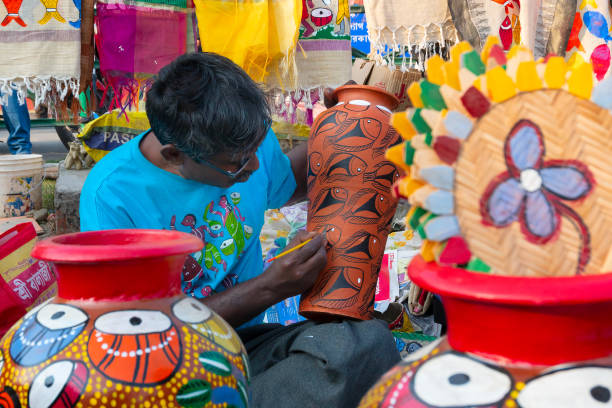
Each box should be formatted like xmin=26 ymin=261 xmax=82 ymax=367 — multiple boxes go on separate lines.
xmin=80 ymin=52 xmax=400 ymax=407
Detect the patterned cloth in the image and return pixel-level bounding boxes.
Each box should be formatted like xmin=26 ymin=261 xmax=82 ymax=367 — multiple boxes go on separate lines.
xmin=268 ymin=0 xmax=352 ymax=125
xmin=0 ymin=0 xmax=81 ymax=106
xmin=95 ymin=0 xmax=193 ymax=111
xmin=363 ymin=0 xmax=457 ymax=68
xmin=566 ymin=0 xmax=612 ymax=81
xmin=449 ymin=0 xmax=577 ymax=58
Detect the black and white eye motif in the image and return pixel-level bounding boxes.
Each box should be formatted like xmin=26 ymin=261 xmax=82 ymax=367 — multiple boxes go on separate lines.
xmin=517 ymin=366 xmax=612 ymax=408
xmin=10 ymin=303 xmax=88 ymax=366
xmin=172 ymin=297 xmax=212 ymax=324
xmin=412 ymin=352 xmax=513 ymax=407
xmin=173 ymin=298 xmax=242 ymax=355
xmin=28 ymin=360 xmax=89 ymax=408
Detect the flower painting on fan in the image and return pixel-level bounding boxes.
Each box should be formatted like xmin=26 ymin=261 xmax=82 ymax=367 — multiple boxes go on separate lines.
xmin=480 ymin=119 xmax=595 ymax=274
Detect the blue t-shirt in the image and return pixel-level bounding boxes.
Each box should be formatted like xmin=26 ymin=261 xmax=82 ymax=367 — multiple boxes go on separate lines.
xmin=80 ymin=129 xmax=297 ymax=324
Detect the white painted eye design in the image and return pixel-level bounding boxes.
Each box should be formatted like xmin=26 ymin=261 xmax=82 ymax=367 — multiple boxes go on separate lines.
xmin=37 ymin=303 xmax=88 ymax=330
xmin=29 ymin=360 xmax=88 ymax=408
xmin=0 ymin=352 xmax=4 ymax=374
xmin=412 ymin=352 xmax=512 ymax=407
xmin=211 ymin=224 xmax=222 ymax=231
xmin=94 ymin=310 xmax=171 ymax=335
xmin=517 ymin=366 xmax=612 ymax=408
xmin=172 ymin=297 xmax=212 ymax=324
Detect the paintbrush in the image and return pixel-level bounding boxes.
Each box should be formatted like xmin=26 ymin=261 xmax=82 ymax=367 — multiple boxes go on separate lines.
xmin=266 ymin=228 xmax=331 ymax=263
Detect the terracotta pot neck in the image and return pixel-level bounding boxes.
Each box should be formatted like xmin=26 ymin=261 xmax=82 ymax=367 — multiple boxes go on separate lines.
xmin=409 ymin=256 xmax=612 ymax=366
xmin=333 ymin=85 xmax=400 ymax=111
xmin=31 ymin=230 xmax=203 ymax=301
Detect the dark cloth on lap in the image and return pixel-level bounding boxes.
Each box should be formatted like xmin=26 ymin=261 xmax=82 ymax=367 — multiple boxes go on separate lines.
xmin=237 ymin=319 xmax=400 ymax=408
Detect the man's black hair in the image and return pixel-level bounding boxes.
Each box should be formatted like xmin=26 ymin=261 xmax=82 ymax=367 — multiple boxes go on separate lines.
xmin=146 ymin=52 xmax=272 ymax=161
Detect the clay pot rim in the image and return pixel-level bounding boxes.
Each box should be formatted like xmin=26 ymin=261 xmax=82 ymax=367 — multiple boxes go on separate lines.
xmin=32 ymin=229 xmax=204 ymax=264
xmin=332 ymin=84 xmax=400 ymax=110
xmin=409 ymin=255 xmax=612 ymax=306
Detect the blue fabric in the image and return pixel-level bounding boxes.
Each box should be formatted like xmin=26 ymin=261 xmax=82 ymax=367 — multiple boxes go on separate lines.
xmin=80 ymin=129 xmax=297 ymax=326
xmin=1 ymin=92 xmax=32 ymax=155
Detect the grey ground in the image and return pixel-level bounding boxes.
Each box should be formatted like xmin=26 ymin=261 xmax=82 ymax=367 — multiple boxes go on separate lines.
xmin=0 ymin=127 xmax=67 ymax=161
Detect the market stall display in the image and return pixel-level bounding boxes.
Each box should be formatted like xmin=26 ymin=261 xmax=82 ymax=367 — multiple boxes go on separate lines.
xmin=268 ymin=0 xmax=352 ymax=127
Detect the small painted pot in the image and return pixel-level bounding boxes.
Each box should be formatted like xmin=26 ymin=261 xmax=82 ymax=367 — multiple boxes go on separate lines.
xmin=0 ymin=230 xmax=250 ymax=408
xmin=300 ymin=85 xmax=401 ymax=321
xmin=358 ymin=256 xmax=612 ymax=407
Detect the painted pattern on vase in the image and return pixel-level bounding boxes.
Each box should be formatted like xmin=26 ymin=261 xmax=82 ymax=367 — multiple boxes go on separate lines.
xmin=299 ymin=85 xmax=401 ymax=320
xmin=358 ymin=338 xmax=612 ymax=408
xmin=0 ymin=230 xmax=250 ymax=408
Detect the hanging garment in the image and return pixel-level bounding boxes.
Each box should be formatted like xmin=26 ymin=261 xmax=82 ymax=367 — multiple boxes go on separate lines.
xmin=363 ymin=0 xmax=458 ymax=69
xmin=267 ymin=0 xmax=352 ymax=125
xmin=449 ymin=0 xmax=577 ymax=58
xmin=0 ymin=0 xmax=82 ymax=108
xmin=566 ymin=0 xmax=612 ymax=80
xmin=95 ymin=0 xmax=194 ymax=111
xmin=195 ymin=0 xmax=301 ymax=85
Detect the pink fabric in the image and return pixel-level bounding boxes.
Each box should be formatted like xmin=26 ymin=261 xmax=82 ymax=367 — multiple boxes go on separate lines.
xmin=95 ymin=1 xmax=189 ymax=110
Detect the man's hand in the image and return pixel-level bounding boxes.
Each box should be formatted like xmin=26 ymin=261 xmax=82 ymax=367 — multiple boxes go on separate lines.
xmin=201 ymin=230 xmax=327 ymax=327
xmin=323 ymin=80 xmax=357 ymax=109
xmin=262 ymin=230 xmax=328 ymax=299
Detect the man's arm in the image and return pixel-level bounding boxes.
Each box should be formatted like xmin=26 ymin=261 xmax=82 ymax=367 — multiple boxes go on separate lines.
xmin=286 ymin=142 xmax=308 ymax=205
xmin=200 ymin=231 xmax=327 ymax=327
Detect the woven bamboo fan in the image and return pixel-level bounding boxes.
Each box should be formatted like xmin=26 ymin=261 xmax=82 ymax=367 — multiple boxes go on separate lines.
xmin=385 ymin=36 xmax=612 ymax=277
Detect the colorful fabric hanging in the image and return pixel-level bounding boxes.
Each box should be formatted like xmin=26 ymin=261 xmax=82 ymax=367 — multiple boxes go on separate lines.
xmin=449 ymin=0 xmax=577 ymax=59
xmin=566 ymin=0 xmax=612 ymax=80
xmin=95 ymin=0 xmax=194 ymax=112
xmin=267 ymin=0 xmax=352 ymax=125
xmin=363 ymin=0 xmax=458 ymax=68
xmin=0 ymin=0 xmax=82 ymax=107
xmin=194 ymin=0 xmax=302 ymax=85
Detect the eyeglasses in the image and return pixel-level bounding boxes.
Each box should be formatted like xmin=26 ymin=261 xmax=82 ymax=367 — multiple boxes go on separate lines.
xmin=197 ymin=153 xmax=252 ymax=179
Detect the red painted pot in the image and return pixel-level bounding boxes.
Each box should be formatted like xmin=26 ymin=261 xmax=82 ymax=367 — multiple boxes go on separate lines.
xmin=0 ymin=230 xmax=250 ymax=408
xmin=358 ymin=256 xmax=612 ymax=407
xmin=300 ymin=85 xmax=401 ymax=321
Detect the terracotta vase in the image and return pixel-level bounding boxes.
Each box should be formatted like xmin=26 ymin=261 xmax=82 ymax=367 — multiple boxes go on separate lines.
xmin=0 ymin=230 xmax=250 ymax=408
xmin=299 ymin=85 xmax=401 ymax=321
xmin=358 ymin=256 xmax=612 ymax=407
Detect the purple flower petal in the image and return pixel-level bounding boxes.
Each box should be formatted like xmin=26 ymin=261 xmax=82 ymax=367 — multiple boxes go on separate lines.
xmin=505 ymin=120 xmax=544 ymax=173
xmin=540 ymin=165 xmax=592 ymax=200
xmin=523 ymin=190 xmax=558 ymax=239
xmin=486 ymin=178 xmax=525 ymax=226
